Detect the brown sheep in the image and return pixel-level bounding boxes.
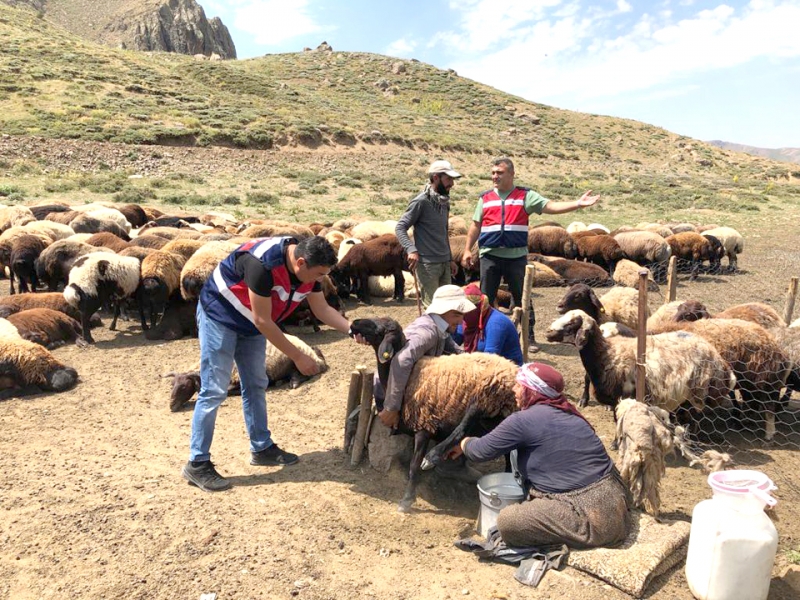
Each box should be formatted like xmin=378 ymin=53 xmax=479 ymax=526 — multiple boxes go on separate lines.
xmin=160 ymin=238 xmax=205 ymax=261
xmin=44 ymin=210 xmax=80 ymax=225
xmin=118 ymin=246 xmax=157 ymax=262
xmin=6 ymin=308 xmax=85 ymax=348
xmin=527 ymin=225 xmax=578 ymax=258
xmin=117 ymin=204 xmax=149 ymax=229
xmin=85 ymin=232 xmax=130 ymax=253
xmin=665 ymin=232 xmax=719 ymax=279
xmin=129 ymin=235 xmax=169 ymax=250
xmin=0 ymin=337 xmax=79 ymax=399
xmin=330 ymin=234 xmax=407 ymax=303
xmin=9 ymin=234 xmax=49 ymax=294
xmin=137 ymin=251 xmax=186 ymax=330
xmin=673 ymin=300 xmax=784 ymax=331
xmin=574 ymin=234 xmax=624 ymax=276
xmin=0 ymin=291 xmax=85 ymax=322
xmin=529 ymin=254 xmax=612 ymax=286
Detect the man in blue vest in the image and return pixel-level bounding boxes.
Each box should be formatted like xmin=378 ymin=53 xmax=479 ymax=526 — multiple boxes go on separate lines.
xmin=461 ymin=158 xmax=599 ymax=351
xmin=182 ymin=236 xmax=352 ymax=492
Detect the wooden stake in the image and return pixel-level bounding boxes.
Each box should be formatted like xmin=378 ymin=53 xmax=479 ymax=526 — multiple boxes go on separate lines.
xmin=636 ymin=270 xmax=649 ymax=404
xmin=784 ymin=277 xmax=799 ymax=325
xmin=520 ymin=264 xmax=535 ymax=361
xmin=665 ymin=255 xmax=678 ymax=304
xmin=350 ymin=368 xmax=374 ymax=467
xmin=343 ymin=370 xmax=363 ymax=452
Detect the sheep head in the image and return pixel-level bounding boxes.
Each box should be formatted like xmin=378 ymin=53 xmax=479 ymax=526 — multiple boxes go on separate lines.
xmin=673 ymin=300 xmax=711 ymax=322
xmin=545 ymin=309 xmax=597 ymax=349
xmin=556 ymin=283 xmax=604 ymax=319
xmin=349 ymin=318 xmax=405 ymax=363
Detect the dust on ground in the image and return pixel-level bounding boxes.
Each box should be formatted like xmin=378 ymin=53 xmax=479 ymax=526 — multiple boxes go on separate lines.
xmin=1 ymin=225 xmax=799 ymax=600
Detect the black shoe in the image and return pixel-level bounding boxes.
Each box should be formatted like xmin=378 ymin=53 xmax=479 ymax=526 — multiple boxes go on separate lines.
xmin=250 ymin=444 xmax=299 ymax=466
xmin=182 ymin=461 xmax=232 ymax=492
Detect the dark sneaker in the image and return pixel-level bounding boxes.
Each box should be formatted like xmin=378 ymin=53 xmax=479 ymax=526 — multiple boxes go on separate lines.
xmin=251 ymin=444 xmax=299 ymax=466
xmin=182 ymin=461 xmax=232 ymax=492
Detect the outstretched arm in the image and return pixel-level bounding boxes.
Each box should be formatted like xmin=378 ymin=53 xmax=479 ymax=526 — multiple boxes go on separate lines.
xmin=541 ymin=190 xmax=600 ymax=215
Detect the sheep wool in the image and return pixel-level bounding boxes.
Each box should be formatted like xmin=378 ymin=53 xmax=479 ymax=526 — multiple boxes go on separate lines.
xmin=85 ymin=208 xmax=132 ymax=233
xmin=0 ymin=318 xmax=22 ymax=340
xmin=612 ymin=259 xmax=659 ymax=291
xmin=141 ymin=251 xmax=186 ymax=296
xmin=349 ymin=220 xmax=397 ymax=242
xmin=615 ymin=399 xmax=674 ymax=516
xmin=337 ymin=237 xmax=362 ymax=262
xmin=0 ymin=337 xmax=78 ymax=393
xmin=180 ymin=240 xmax=241 ymax=300
xmin=0 ymin=206 xmax=35 ymax=232
xmin=64 ymin=253 xmax=141 ymax=304
xmin=367 ymin=272 xmax=415 ymax=298
xmin=402 ymin=353 xmax=518 ymax=435
xmin=22 ymin=220 xmax=75 ymax=241
xmin=6 ymin=308 xmax=83 ymax=348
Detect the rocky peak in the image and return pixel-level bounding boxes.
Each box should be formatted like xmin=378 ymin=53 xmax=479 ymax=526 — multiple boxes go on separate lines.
xmin=2 ymin=0 xmax=236 ymax=59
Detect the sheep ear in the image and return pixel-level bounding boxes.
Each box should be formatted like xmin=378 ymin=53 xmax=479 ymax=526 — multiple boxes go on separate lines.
xmin=591 ymin=294 xmax=604 ymax=313
xmin=97 ymin=260 xmax=110 ymax=276
xmin=377 ymin=338 xmax=395 ymax=363
xmin=574 ymin=325 xmax=588 ymax=349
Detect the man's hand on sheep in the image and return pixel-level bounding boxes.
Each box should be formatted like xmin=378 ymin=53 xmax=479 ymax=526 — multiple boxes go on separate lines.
xmin=577 ymin=190 xmax=600 ymax=208
xmin=293 ymin=353 xmax=322 ymax=377
xmin=461 ymin=252 xmax=474 ymax=269
xmin=378 ymin=409 xmax=400 ymax=429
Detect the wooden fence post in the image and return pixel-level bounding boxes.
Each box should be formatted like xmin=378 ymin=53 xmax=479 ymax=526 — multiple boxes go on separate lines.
xmin=784 ymin=277 xmax=799 ymax=325
xmin=520 ymin=264 xmax=535 ymax=361
xmin=343 ymin=369 xmax=363 ymax=452
xmin=665 ymin=256 xmax=678 ymax=304
xmin=350 ymin=367 xmax=374 ymax=467
xmin=636 ymin=270 xmax=649 ymax=404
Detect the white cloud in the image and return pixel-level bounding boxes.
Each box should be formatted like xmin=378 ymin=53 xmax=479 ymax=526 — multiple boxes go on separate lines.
xmin=386 ymin=38 xmax=418 ymax=57
xmin=617 ymin=0 xmax=633 ymax=13
xmin=440 ymin=1 xmax=800 ymax=106
xmin=220 ymin=0 xmax=327 ymax=47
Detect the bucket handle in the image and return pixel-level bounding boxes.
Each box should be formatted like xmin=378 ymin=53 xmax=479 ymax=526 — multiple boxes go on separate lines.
xmin=490 ymin=492 xmax=502 ymax=507
xmin=750 ymin=485 xmax=778 ymax=508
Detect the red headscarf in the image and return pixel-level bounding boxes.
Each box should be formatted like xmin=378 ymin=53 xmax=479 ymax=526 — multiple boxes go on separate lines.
xmin=462 ymin=283 xmax=493 ymax=353
xmin=516 ymin=362 xmax=591 ymax=426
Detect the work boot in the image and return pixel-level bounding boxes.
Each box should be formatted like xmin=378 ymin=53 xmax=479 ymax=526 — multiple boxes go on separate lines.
xmin=435 ymin=456 xmax=482 ymax=483
xmin=250 ymin=443 xmax=299 ymax=466
xmin=182 ymin=461 xmax=232 ymax=492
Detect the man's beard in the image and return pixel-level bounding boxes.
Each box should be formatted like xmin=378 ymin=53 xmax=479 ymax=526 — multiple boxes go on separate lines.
xmin=435 ymin=181 xmax=450 ymax=196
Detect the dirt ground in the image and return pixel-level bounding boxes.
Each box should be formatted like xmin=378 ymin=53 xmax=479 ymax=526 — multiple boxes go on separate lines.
xmin=1 ymin=225 xmax=800 ymax=600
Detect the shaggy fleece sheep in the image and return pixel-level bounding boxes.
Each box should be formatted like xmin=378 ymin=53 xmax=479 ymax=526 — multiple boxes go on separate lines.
xmin=701 ymin=227 xmax=744 ymax=271
xmin=180 ymin=240 xmax=240 ymax=301
xmin=6 ymin=308 xmax=84 ymax=348
xmin=137 ymin=251 xmax=186 ymax=330
xmin=0 ymin=337 xmax=78 ymax=399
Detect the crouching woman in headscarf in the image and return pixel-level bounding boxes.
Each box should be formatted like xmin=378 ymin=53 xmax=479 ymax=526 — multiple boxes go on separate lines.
xmin=449 ymin=362 xmax=630 ymax=549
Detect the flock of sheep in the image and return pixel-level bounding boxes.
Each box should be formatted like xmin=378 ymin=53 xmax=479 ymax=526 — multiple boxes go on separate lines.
xmin=1 ymin=200 xmax=797 ymax=514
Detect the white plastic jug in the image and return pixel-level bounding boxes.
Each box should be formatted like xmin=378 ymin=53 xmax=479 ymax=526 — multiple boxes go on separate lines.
xmin=685 ymin=470 xmax=779 ymax=600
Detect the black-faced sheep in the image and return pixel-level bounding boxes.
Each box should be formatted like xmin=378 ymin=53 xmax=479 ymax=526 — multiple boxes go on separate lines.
xmin=64 ymin=253 xmax=141 ymax=343
xmin=330 ymin=234 xmax=407 ymax=303
xmin=613 ymin=231 xmax=672 ymax=283
xmin=664 ymin=232 xmax=719 ymax=279
xmin=9 ymin=234 xmax=48 ymax=294
xmin=6 ymin=308 xmax=85 ymax=348
xmin=556 ymin=284 xmax=649 ymax=407
xmin=350 ymin=317 xmax=518 ymax=512
xmin=545 ymin=310 xmax=735 ymax=420
xmin=85 ymin=231 xmax=130 ymax=253
xmin=574 ymin=234 xmax=624 ymax=276
xmin=136 ymin=251 xmax=186 ymax=330
xmin=650 ymin=318 xmax=789 ymax=442
xmin=70 ymin=213 xmax=131 ymax=241
xmin=166 ymin=333 xmax=328 ymax=411
xmin=528 ymin=254 xmax=612 ymax=286
xmin=701 ymin=227 xmax=744 ymax=271
xmin=527 ymin=225 xmax=578 ymax=259
xmin=0 ymin=337 xmax=78 ymax=399
xmin=179 ymin=240 xmax=240 ymax=301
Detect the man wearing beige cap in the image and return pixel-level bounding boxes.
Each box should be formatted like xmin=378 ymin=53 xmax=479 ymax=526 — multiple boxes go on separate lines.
xmin=396 ymin=159 xmax=462 ymax=307
xmin=377 ymin=284 xmax=475 ymax=430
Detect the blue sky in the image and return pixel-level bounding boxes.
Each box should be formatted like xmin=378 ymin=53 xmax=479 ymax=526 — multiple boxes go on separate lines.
xmin=203 ymin=0 xmax=800 ymax=148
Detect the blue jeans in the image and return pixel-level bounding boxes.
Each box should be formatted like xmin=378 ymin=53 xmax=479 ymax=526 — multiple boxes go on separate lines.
xmin=189 ymin=304 xmax=272 ymax=462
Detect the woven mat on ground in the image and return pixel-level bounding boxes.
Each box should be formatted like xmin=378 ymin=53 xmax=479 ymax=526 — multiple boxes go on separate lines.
xmin=567 ymin=511 xmax=691 ymax=598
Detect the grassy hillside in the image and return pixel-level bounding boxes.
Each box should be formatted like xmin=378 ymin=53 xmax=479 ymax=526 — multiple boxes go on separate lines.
xmin=1 ymin=2 xmax=799 ymax=226
xmin=709 ymin=141 xmax=800 ymax=165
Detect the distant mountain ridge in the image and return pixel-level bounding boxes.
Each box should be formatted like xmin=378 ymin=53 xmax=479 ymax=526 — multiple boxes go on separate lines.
xmin=708 ymin=141 xmax=800 ymax=165
xmin=2 ymin=0 xmax=236 ymax=58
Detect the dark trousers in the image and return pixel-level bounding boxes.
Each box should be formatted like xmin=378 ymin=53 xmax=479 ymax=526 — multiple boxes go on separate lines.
xmin=480 ymin=254 xmax=536 ymax=330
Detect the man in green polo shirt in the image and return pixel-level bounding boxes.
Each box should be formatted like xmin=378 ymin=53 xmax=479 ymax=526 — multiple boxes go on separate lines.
xmin=461 ymin=157 xmax=599 ymax=351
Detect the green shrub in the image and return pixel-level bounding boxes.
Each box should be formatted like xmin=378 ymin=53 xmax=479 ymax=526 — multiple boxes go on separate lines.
xmin=113 ymin=187 xmax=157 ymax=203
xmin=0 ymin=184 xmax=25 ymax=197
xmin=246 ymin=191 xmax=279 ymax=205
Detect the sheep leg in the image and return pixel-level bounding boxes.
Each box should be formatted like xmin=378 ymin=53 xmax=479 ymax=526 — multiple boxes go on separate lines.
xmin=110 ymin=300 xmax=121 ymax=331
xmin=8 ymin=273 xmax=15 ymax=295
xmin=358 ymin=272 xmax=371 ymax=304
xmin=421 ymin=404 xmax=481 ymax=470
xmin=393 ymin=268 xmax=404 ymax=302
xmin=80 ymin=309 xmax=95 ymax=344
xmin=399 ymin=430 xmax=431 ymax=513
xmin=578 ymin=373 xmax=591 ymax=408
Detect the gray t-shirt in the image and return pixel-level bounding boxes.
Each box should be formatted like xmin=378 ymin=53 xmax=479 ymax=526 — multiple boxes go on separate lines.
xmin=396 ymin=185 xmax=452 ymax=264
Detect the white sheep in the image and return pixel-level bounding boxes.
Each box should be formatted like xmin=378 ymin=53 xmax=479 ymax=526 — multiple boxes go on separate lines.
xmin=337 ymin=237 xmax=362 ymax=262
xmin=611 ymin=258 xmax=659 ymax=291
xmin=0 ymin=206 xmax=35 ymax=233
xmin=367 ymin=272 xmax=416 ymax=298
xmin=701 ymin=227 xmax=744 ymax=271
xmin=64 ymin=253 xmax=141 ymax=343
xmin=0 ymin=318 xmax=23 ymax=340
xmin=566 ymin=221 xmax=588 ymax=233
xmin=349 ymin=220 xmax=398 ymax=241
xmin=180 ymin=240 xmax=240 ymax=300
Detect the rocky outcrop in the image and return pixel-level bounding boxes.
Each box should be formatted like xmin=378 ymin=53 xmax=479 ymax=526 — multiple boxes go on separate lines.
xmin=2 ymin=0 xmax=236 ymax=59
xmin=112 ymin=0 xmax=236 ymax=59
